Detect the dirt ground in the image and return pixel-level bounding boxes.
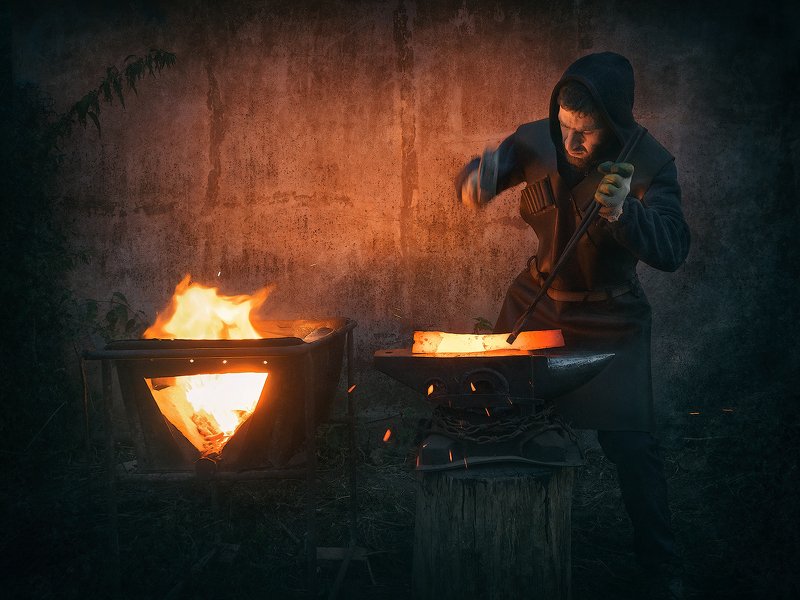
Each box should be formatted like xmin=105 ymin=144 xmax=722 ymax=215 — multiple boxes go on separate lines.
xmin=1 ymin=392 xmax=797 ymax=600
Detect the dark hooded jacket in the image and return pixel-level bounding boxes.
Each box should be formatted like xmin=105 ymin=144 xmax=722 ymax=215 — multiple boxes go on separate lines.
xmin=463 ymin=52 xmax=690 ymax=431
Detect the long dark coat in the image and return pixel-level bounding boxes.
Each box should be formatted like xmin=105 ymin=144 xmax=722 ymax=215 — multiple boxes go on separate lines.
xmin=462 ymin=53 xmax=691 ymax=431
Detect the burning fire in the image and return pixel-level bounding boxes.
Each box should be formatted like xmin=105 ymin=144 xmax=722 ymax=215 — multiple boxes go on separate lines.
xmin=144 ymin=275 xmax=272 ymax=456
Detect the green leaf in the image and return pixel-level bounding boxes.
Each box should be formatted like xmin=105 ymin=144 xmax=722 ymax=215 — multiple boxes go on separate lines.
xmin=87 ymin=111 xmax=101 ymax=134
xmin=472 ymin=316 xmax=494 ymax=334
xmin=112 ymin=291 xmax=129 ymax=306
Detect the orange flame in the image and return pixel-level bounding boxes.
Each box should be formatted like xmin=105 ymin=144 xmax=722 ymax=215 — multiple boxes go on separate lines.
xmin=145 ymin=275 xmax=270 ymax=340
xmin=348 ymin=384 xmax=357 ymax=394
xmin=427 ymin=384 xmax=434 ymax=396
xmin=383 ymin=428 xmax=392 ymax=442
xmin=143 ymin=275 xmax=272 ymax=456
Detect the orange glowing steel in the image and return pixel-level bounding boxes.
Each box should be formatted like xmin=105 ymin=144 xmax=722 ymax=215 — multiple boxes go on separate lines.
xmin=383 ymin=429 xmax=392 ymax=442
xmin=143 ymin=275 xmax=273 ymax=456
xmin=412 ymin=329 xmax=564 ymax=354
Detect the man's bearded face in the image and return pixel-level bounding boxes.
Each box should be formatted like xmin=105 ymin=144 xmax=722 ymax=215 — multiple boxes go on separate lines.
xmin=558 ymin=107 xmax=608 ymax=171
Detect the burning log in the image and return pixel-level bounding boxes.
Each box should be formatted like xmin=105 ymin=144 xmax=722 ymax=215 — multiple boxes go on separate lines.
xmin=413 ymin=466 xmax=574 ymax=600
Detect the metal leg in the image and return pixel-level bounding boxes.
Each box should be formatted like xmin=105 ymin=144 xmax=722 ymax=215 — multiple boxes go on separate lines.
xmin=304 ymin=352 xmax=317 ymax=598
xmin=328 ymin=330 xmax=361 ymax=600
xmin=102 ymin=360 xmax=121 ymax=597
xmin=346 ymin=330 xmax=358 ymax=545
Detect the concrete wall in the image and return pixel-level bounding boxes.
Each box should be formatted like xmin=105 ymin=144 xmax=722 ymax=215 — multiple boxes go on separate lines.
xmin=12 ymin=0 xmax=799 ymax=433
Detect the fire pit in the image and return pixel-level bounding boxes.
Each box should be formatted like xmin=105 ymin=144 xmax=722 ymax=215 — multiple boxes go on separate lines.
xmin=99 ymin=318 xmax=354 ymax=475
xmin=83 ymin=277 xmax=359 ymax=595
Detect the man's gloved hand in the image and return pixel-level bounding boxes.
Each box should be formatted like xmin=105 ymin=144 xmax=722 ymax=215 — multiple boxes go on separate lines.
xmin=461 ymin=169 xmax=481 ymax=209
xmin=461 ymin=147 xmax=499 ymax=209
xmin=594 ymin=161 xmax=634 ymax=222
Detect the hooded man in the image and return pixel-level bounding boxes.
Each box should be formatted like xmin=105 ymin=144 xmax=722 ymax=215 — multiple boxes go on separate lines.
xmin=457 ymin=52 xmax=690 ymax=592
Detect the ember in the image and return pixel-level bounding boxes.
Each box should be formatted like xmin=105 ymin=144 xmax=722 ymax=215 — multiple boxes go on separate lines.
xmin=143 ymin=275 xmax=273 ymax=456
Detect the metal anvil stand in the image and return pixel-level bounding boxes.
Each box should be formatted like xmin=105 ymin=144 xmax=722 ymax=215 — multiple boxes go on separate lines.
xmin=84 ymin=322 xmax=360 ymax=600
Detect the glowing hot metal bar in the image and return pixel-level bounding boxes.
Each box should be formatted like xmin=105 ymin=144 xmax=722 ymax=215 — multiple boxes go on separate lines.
xmin=412 ymin=330 xmax=564 ymax=354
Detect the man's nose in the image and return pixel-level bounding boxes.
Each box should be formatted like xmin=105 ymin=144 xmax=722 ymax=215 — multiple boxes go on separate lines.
xmin=565 ymin=131 xmax=583 ymax=151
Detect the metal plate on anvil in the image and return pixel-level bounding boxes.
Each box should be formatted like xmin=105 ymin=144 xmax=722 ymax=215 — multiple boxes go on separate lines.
xmin=373 ymin=348 xmax=614 ymax=402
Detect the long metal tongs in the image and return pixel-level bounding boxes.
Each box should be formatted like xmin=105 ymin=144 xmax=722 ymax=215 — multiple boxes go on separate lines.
xmin=506 ymin=126 xmax=647 ymax=345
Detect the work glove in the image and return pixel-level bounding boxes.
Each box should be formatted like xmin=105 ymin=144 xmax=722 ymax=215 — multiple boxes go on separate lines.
xmin=594 ymin=161 xmax=634 ymax=222
xmin=461 ymin=169 xmax=481 ymax=209
xmin=461 ymin=147 xmax=499 ymax=209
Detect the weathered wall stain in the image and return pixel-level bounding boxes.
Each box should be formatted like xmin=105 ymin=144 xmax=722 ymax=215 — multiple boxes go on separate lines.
xmin=393 ymin=0 xmax=419 ymax=277
xmin=204 ymin=59 xmax=226 ymax=209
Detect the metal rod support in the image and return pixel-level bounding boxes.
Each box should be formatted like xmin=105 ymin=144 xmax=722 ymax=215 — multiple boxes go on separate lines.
xmin=102 ymin=360 xmax=121 ymax=598
xmin=304 ymin=351 xmax=318 ymax=598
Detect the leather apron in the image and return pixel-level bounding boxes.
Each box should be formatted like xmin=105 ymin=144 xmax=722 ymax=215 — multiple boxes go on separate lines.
xmin=494 ymin=120 xmax=673 ymax=432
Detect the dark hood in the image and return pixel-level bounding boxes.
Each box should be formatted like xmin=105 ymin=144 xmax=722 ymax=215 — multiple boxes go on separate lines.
xmin=548 ymin=52 xmax=638 ymax=150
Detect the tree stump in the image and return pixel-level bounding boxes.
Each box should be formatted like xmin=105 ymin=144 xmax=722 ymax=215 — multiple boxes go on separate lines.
xmin=413 ymin=465 xmax=575 ymax=600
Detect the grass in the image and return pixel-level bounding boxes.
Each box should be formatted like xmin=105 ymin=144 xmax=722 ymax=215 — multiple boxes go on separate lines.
xmin=1 ymin=390 xmax=797 ymax=599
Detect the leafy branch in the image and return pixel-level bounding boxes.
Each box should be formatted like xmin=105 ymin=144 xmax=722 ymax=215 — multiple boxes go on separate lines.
xmin=473 ymin=316 xmax=494 ymax=334
xmin=75 ymin=292 xmax=150 ymax=343
xmin=51 ymin=48 xmax=176 ymax=139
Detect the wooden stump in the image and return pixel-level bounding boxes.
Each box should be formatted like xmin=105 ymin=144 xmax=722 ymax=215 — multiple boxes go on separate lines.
xmin=413 ymin=465 xmax=575 ymax=600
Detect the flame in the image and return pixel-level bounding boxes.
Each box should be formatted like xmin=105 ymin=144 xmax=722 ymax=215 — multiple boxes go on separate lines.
xmin=143 ymin=275 xmax=272 ymax=456
xmin=348 ymin=384 xmax=357 ymax=394
xmin=448 ymin=450 xmax=453 ymax=462
xmin=383 ymin=428 xmax=392 ymax=442
xmin=484 ymin=408 xmax=491 ymax=417
xmin=427 ymin=384 xmax=434 ymax=396
xmin=145 ymin=275 xmax=270 ymax=340
xmin=470 ymin=382 xmax=477 ymax=392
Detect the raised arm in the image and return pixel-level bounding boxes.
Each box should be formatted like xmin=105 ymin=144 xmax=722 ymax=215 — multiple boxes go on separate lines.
xmin=455 ymin=131 xmax=525 ymax=207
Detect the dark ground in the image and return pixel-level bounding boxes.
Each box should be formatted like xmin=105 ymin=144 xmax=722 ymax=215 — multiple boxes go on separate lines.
xmin=1 ymin=382 xmax=798 ymax=600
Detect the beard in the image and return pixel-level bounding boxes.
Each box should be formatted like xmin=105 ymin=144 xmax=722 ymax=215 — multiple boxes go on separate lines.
xmin=563 ymin=150 xmax=596 ymax=172
xmin=557 ymin=135 xmax=620 ymax=178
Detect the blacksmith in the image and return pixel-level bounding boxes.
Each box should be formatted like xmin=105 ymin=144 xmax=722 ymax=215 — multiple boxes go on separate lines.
xmin=457 ymin=52 xmax=690 ymax=593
